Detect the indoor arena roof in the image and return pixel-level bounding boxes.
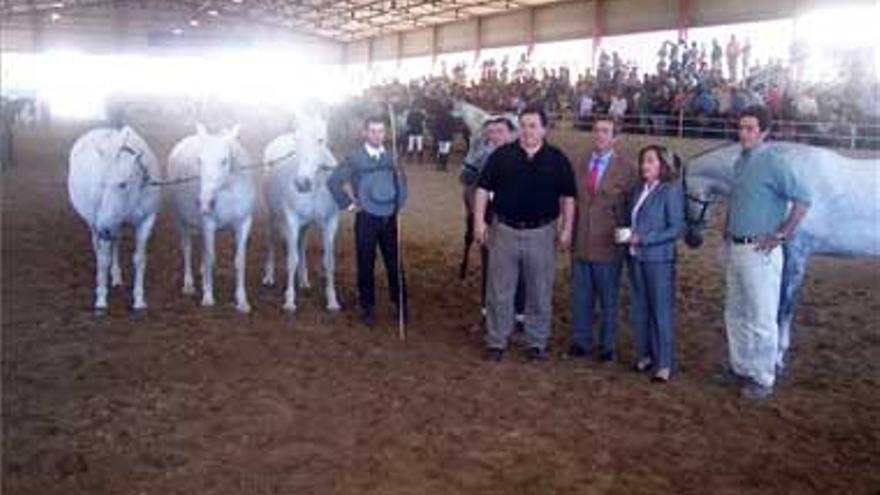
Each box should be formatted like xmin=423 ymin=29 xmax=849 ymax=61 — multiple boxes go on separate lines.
xmin=1 ymin=0 xmax=563 ymax=42
xmin=1 ymin=0 xmax=871 ymax=47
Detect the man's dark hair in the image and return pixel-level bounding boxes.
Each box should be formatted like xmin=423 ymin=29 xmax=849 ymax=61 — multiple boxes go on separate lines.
xmin=739 ymin=105 xmax=771 ymax=132
xmin=592 ymin=114 xmax=616 ymax=136
xmin=364 ymin=115 xmax=386 ymax=128
xmin=484 ymin=116 xmax=516 ymax=132
xmin=518 ymin=105 xmax=548 ymax=128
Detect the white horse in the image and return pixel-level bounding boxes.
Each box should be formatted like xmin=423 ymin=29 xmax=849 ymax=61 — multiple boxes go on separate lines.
xmin=683 ymin=141 xmax=880 ymax=368
xmin=168 ymin=124 xmax=256 ymax=313
xmin=67 ymin=126 xmax=161 ymax=311
xmin=453 ymin=101 xmax=519 ymax=278
xmin=453 ymin=101 xmax=490 ymax=144
xmin=261 ymin=115 xmax=341 ymax=313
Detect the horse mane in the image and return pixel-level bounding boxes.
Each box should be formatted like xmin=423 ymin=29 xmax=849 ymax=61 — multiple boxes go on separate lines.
xmin=686 ymin=140 xmax=738 ymax=162
xmin=456 ymin=100 xmax=490 ymax=134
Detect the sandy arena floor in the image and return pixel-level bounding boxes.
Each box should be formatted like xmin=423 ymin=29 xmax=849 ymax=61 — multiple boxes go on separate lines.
xmin=2 ymin=122 xmax=879 ymax=494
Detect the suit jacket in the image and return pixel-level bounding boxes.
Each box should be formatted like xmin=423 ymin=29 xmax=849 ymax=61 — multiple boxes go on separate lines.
xmin=573 ymin=150 xmax=638 ymax=261
xmin=625 ymin=181 xmax=685 ymax=262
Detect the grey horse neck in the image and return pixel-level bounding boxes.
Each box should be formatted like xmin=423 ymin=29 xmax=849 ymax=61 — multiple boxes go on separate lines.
xmin=686 ymin=141 xmax=880 ymax=257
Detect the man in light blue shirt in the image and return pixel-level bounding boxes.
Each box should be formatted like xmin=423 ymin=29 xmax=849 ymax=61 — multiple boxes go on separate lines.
xmin=727 ymin=145 xmax=811 ymax=239
xmin=722 ymin=105 xmax=810 ymax=400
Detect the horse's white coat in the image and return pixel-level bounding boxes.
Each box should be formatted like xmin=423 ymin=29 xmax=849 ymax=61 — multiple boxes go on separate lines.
xmin=686 ymin=142 xmax=880 ymax=257
xmin=454 ymin=100 xmax=519 ymax=171
xmin=262 ymin=114 xmax=341 ymax=312
xmin=68 ymin=126 xmax=161 ymax=311
xmin=168 ymin=124 xmax=256 ymax=313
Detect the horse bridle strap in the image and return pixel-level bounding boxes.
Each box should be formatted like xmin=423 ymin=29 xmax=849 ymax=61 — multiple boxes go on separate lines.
xmin=681 ymin=163 xmax=716 ymax=227
xmin=118 ymin=144 xmax=151 ymax=188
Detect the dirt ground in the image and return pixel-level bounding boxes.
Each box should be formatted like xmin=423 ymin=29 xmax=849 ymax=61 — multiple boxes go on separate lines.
xmin=2 ymin=122 xmax=879 ymax=495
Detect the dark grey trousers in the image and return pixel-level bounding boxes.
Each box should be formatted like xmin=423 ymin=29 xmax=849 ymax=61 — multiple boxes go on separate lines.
xmin=485 ymin=221 xmax=557 ymax=350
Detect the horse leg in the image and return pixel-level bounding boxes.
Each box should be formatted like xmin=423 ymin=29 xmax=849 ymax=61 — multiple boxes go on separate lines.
xmin=297 ymin=224 xmax=311 ymax=289
xmin=777 ymin=235 xmax=812 ymax=372
xmin=262 ymin=213 xmax=277 ymax=287
xmin=322 ymin=215 xmax=341 ymax=311
xmin=110 ymin=239 xmax=123 ymax=287
xmin=91 ymin=229 xmax=111 ymax=312
xmin=283 ymin=216 xmax=301 ymax=313
xmin=180 ymin=227 xmax=195 ymax=295
xmin=200 ymin=219 xmax=217 ymax=307
xmin=460 ymin=186 xmax=475 ymax=280
xmin=460 ymin=212 xmax=474 ymax=280
xmin=131 ymin=213 xmax=156 ymax=310
xmin=233 ymin=216 xmax=253 ymax=313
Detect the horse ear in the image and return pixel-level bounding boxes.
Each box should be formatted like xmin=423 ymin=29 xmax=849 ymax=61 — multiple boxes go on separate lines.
xmin=114 ymin=125 xmax=132 ymax=150
xmin=672 ymin=153 xmax=683 ymax=176
xmin=227 ymin=124 xmax=241 ymax=139
xmin=292 ymin=109 xmax=310 ymax=135
xmin=196 ymin=122 xmax=208 ymax=137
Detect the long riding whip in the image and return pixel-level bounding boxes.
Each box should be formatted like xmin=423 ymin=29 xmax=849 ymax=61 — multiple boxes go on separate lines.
xmin=388 ymin=103 xmax=406 ymax=341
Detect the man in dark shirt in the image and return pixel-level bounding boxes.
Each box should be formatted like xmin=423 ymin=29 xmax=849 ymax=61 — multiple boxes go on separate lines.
xmin=474 ymin=106 xmax=577 ymax=361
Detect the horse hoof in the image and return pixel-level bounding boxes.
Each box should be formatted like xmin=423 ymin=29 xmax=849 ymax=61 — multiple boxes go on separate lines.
xmin=132 ymin=302 xmax=148 ymax=311
xmin=236 ymin=302 xmax=252 ymax=314
xmin=93 ymin=307 xmax=108 ymax=316
xmin=261 ymin=276 xmax=275 ymax=287
xmin=182 ymin=285 xmax=196 ymax=295
xmin=283 ymin=302 xmax=297 ymax=313
xmin=201 ymin=297 xmax=215 ymax=307
xmin=326 ymin=301 xmax=341 ymax=312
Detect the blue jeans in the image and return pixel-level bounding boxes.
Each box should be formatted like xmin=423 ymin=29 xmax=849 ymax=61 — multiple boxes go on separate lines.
xmin=571 ymin=260 xmax=622 ymax=355
xmin=629 ymin=259 xmax=676 ymax=370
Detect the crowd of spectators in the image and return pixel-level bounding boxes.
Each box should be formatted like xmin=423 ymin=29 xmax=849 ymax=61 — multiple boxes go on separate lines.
xmin=355 ymin=35 xmax=879 ymax=148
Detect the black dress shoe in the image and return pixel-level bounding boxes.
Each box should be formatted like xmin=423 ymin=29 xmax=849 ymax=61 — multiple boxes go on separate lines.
xmin=563 ymin=344 xmax=589 ymax=359
xmin=598 ymin=351 xmax=615 ymax=363
xmin=361 ymin=307 xmax=376 ymax=327
xmin=484 ymin=348 xmax=504 ymax=362
xmin=525 ymin=347 xmax=547 ymax=361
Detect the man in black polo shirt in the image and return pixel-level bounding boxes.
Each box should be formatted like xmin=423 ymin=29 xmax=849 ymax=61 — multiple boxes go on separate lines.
xmin=474 ymin=106 xmax=577 ymax=361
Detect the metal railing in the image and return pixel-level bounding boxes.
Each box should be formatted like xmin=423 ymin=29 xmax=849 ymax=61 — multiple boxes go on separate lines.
xmin=573 ymin=112 xmax=880 ymax=150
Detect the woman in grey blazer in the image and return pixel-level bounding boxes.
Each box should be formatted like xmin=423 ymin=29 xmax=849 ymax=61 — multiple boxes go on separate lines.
xmin=624 ymin=145 xmax=685 ymax=382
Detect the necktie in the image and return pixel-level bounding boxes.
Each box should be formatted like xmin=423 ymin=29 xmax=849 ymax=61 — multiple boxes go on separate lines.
xmin=587 ymin=157 xmax=601 ymax=195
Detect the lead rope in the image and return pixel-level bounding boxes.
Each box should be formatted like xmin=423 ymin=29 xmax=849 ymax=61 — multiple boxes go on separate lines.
xmin=146 ymin=149 xmax=298 ymax=187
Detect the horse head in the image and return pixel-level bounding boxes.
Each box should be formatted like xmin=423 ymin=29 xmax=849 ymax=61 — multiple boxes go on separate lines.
xmin=681 ymin=143 xmax=739 ymax=248
xmin=95 ymin=126 xmax=149 ymax=240
xmin=196 ymin=123 xmax=241 ymax=215
xmin=290 ymin=113 xmax=336 ymax=194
